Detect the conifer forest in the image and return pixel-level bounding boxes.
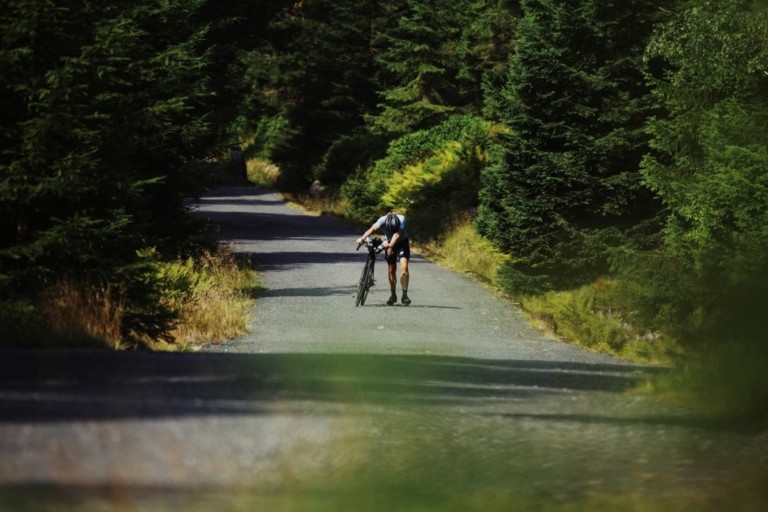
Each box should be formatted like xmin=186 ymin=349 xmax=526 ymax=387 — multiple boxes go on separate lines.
xmin=2 ymin=1 xmax=767 ymax=419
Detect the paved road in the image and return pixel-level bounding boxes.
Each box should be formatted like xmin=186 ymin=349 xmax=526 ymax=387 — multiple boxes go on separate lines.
xmin=1 ymin=186 xmax=766 ymax=511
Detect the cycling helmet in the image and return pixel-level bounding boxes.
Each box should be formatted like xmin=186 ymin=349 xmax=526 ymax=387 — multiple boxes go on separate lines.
xmin=385 ymin=213 xmax=401 ymax=233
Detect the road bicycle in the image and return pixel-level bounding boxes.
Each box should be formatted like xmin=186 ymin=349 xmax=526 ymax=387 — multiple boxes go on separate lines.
xmin=355 ymin=236 xmax=384 ymax=307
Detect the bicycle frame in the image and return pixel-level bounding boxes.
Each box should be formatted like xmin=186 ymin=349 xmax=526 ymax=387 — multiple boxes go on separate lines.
xmin=355 ymin=236 xmax=384 ymax=307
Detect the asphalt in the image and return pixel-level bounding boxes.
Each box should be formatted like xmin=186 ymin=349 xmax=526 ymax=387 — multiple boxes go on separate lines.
xmin=196 ymin=187 xmax=623 ymax=362
xmin=0 ymin=186 xmax=765 ymax=511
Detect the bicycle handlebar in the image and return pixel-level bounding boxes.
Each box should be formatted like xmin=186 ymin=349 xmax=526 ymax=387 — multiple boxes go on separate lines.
xmin=357 ymin=236 xmax=385 ymax=253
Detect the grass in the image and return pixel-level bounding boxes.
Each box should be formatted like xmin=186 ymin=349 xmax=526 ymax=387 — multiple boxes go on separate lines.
xmin=281 ymin=191 xmax=349 ymax=218
xmin=162 ymin=246 xmax=264 ymax=349
xmin=246 ymin=157 xmax=281 ymax=188
xmin=419 ymin=214 xmax=509 ymax=286
xmin=39 ymin=280 xmax=125 ymax=349
xmin=22 ymin=246 xmax=263 ymax=351
xmin=518 ymin=280 xmax=683 ymax=365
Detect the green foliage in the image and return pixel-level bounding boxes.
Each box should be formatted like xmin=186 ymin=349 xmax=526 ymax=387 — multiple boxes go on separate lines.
xmin=241 ymin=0 xmax=381 ymax=190
xmin=367 ymin=0 xmax=486 ymax=134
xmin=313 ymin=133 xmax=388 ymax=187
xmin=476 ymin=0 xmax=662 ymax=287
xmin=633 ymin=0 xmax=768 ymax=334
xmin=342 ymin=115 xmax=494 ymax=238
xmin=242 ymin=0 xmax=517 ymax=189
xmin=0 ymin=0 xmax=242 ymax=343
xmin=519 ymin=279 xmax=679 ymax=363
xmin=605 ymin=0 xmax=768 ymax=422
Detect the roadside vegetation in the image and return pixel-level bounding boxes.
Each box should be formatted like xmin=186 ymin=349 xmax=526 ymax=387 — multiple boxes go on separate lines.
xmin=2 ymin=0 xmax=766 ymax=424
xmin=6 ymin=246 xmax=261 ymax=351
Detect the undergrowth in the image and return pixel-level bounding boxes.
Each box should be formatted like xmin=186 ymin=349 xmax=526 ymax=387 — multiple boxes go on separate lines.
xmin=17 ymin=246 xmax=262 ymax=350
xmin=518 ymin=280 xmax=681 ymax=365
xmin=159 ymin=246 xmax=264 ymax=349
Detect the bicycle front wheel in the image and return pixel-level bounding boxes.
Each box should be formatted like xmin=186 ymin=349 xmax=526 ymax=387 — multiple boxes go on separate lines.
xmin=356 ymin=258 xmax=374 ymax=307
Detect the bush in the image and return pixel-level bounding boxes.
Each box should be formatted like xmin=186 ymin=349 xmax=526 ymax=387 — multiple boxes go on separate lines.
xmin=0 ymin=247 xmax=261 ymax=350
xmin=313 ymin=133 xmax=388 ymax=187
xmin=163 ymin=247 xmax=263 ymax=347
xmin=341 ymin=115 xmax=495 ymax=239
xmin=519 ymin=279 xmax=679 ymax=363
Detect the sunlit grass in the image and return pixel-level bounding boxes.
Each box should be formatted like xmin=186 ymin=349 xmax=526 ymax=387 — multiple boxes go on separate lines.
xmin=25 ymin=246 xmax=262 ymax=350
xmin=419 ymin=215 xmax=509 ymax=286
xmin=246 ymin=157 xmax=281 ymax=187
xmin=281 ymin=191 xmax=349 ymax=218
xmin=519 ymin=280 xmax=682 ymax=365
xmin=164 ymin=246 xmax=263 ymax=349
xmin=40 ymin=280 xmax=125 ymax=349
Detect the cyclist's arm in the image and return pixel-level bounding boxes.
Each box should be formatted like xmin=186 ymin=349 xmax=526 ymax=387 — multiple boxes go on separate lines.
xmin=386 ymin=229 xmax=404 ymax=256
xmin=356 ymin=224 xmax=378 ymax=245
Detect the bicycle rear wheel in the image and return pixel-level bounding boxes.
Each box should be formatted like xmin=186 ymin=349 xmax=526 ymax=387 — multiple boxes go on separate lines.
xmin=356 ymin=258 xmax=374 ymax=306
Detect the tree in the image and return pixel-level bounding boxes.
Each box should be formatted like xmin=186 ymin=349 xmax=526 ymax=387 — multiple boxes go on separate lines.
xmin=476 ymin=0 xmax=661 ymax=289
xmin=366 ymin=0 xmax=476 ymax=135
xmin=243 ymin=0 xmax=382 ymax=189
xmin=0 ymin=0 xmax=223 ymax=342
xmin=636 ymin=0 xmax=768 ymax=339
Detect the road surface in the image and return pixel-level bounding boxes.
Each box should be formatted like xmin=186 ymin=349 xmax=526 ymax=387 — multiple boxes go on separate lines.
xmin=1 ymin=187 xmax=766 ymax=511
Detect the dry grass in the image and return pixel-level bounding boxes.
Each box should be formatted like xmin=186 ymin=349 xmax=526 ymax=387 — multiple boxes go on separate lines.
xmin=168 ymin=247 xmax=262 ymax=348
xmin=420 ymin=215 xmax=509 ymax=286
xmin=246 ymin=157 xmax=281 ymax=187
xmin=35 ymin=247 xmax=262 ymax=350
xmin=281 ymin=192 xmax=348 ymax=218
xmin=40 ymin=280 xmax=125 ymax=349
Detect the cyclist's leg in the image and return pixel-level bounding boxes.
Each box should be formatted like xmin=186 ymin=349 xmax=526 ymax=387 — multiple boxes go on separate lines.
xmin=398 ymin=240 xmax=411 ymax=305
xmin=399 ymin=256 xmax=409 ymax=291
xmin=399 ymin=256 xmax=411 ymax=305
xmin=386 ymin=261 xmax=397 ymax=305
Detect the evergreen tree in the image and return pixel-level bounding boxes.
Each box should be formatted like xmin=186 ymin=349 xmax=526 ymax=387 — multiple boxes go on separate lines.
xmin=635 ymin=0 xmax=768 ymax=338
xmin=0 ymin=0 xmax=222 ymax=341
xmin=469 ymin=0 xmax=522 ymax=121
xmin=244 ymin=0 xmax=381 ymax=189
xmin=476 ymin=0 xmax=661 ymax=289
xmin=366 ymin=0 xmax=475 ymax=135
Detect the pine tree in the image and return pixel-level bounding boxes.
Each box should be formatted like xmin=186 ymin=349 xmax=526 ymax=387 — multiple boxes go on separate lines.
xmin=636 ymin=0 xmax=768 ymax=337
xmin=244 ymin=0 xmax=381 ymax=188
xmin=367 ymin=0 xmax=475 ymax=135
xmin=0 ymin=0 xmax=222 ymax=341
xmin=476 ymin=0 xmax=660 ymax=288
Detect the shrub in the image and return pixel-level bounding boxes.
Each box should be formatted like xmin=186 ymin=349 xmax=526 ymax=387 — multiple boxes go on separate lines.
xmin=159 ymin=247 xmax=263 ymax=347
xmin=342 ymin=115 xmax=495 ymax=238
xmin=519 ymin=279 xmax=678 ymax=363
xmin=313 ymin=133 xmax=388 ymax=187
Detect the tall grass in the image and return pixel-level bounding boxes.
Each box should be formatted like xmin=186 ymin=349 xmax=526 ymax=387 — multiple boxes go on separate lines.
xmin=246 ymin=157 xmax=281 ymax=187
xmin=30 ymin=247 xmax=262 ymax=350
xmin=420 ymin=214 xmax=508 ymax=286
xmin=40 ymin=280 xmax=125 ymax=349
xmin=519 ymin=280 xmax=681 ymax=364
xmin=164 ymin=247 xmax=263 ymax=348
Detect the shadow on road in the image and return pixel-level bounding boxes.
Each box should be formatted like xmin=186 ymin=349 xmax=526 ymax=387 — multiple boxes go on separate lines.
xmin=0 ymin=348 xmax=685 ymax=427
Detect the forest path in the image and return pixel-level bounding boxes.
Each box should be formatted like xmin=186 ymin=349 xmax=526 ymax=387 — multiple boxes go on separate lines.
xmin=0 ymin=187 xmax=765 ymax=511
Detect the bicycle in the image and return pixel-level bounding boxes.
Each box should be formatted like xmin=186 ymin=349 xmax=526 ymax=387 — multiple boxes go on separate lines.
xmin=355 ymin=236 xmax=384 ymax=307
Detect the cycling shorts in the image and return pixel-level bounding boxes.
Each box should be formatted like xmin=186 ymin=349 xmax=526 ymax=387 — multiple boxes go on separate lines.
xmin=386 ymin=238 xmax=410 ymax=265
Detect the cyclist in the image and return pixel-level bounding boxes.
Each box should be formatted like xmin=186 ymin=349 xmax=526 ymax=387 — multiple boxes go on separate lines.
xmin=356 ymin=212 xmax=411 ymax=306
